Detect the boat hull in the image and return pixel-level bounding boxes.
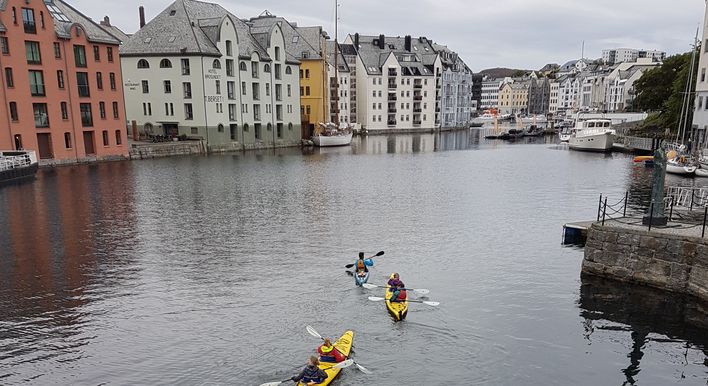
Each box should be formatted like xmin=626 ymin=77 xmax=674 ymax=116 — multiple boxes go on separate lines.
xmin=385 ymin=273 xmax=408 ymax=321
xmin=667 ymin=164 xmax=697 ymax=175
xmin=312 ymin=133 xmax=353 ymax=147
xmin=0 ymin=162 xmax=38 ymax=185
xmin=354 ymin=271 xmax=369 ymax=286
xmin=696 ymin=168 xmax=708 ymax=178
xmin=297 ymin=331 xmax=353 ymax=386
xmin=569 ymin=132 xmax=615 ymax=152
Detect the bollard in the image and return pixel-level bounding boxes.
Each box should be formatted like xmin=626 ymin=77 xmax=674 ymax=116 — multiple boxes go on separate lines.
xmin=623 ymin=191 xmax=628 ymax=217
xmin=597 ymin=194 xmax=603 ymax=222
xmin=703 ymin=206 xmax=708 ymax=238
xmin=648 ymin=202 xmax=654 ymax=232
xmin=602 ymin=197 xmax=608 ymax=226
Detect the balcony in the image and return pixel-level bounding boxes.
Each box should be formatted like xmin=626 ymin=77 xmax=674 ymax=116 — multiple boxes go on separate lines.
xmin=414 ymin=82 xmax=422 ymax=89
xmin=388 ymin=69 xmax=398 ymax=77
xmin=24 ymin=21 xmax=36 ymax=34
xmin=387 ymin=120 xmax=397 ymax=126
xmin=413 ymin=95 xmax=422 ymax=101
xmin=413 ymin=108 xmax=422 ymax=113
xmin=388 ymin=82 xmax=397 ymax=89
xmin=413 ymin=120 xmax=422 ymax=125
xmin=387 ymin=95 xmax=397 ymax=101
xmin=388 ymin=106 xmax=397 ymax=113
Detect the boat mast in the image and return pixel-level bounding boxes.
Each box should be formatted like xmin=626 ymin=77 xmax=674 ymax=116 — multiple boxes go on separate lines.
xmin=333 ymin=0 xmax=340 ymax=127
xmin=678 ymin=28 xmax=699 ymax=144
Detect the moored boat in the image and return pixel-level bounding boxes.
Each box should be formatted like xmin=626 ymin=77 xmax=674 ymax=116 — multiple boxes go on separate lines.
xmin=312 ymin=131 xmax=353 ymax=147
xmin=558 ymin=129 xmax=572 ymax=142
xmin=0 ymin=150 xmax=39 ymax=185
xmin=695 ymin=168 xmax=708 ymax=178
xmin=297 ymin=330 xmax=354 ymax=386
xmin=666 ymin=160 xmax=697 ymax=176
xmin=385 ymin=273 xmax=408 ymax=321
xmin=568 ymin=119 xmax=616 ymax=152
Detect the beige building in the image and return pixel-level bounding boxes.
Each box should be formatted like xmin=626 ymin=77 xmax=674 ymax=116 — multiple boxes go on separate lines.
xmin=498 ymin=81 xmax=530 ymax=115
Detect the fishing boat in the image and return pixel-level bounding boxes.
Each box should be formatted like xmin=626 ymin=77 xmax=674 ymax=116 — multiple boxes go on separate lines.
xmin=523 ymin=125 xmax=545 ymax=137
xmin=385 ymin=273 xmax=408 ymax=321
xmin=297 ymin=331 xmax=353 ymax=386
xmin=568 ymin=119 xmax=616 ymax=152
xmin=498 ymin=129 xmax=524 ymax=140
xmin=0 ymin=150 xmax=39 ymax=185
xmin=354 ymin=271 xmax=369 ymax=286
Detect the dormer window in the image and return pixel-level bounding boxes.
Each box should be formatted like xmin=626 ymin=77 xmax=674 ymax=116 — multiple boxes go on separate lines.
xmin=169 ymin=10 xmax=176 ymax=16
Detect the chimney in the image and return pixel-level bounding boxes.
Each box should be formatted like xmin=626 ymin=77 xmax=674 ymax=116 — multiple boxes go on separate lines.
xmin=404 ymin=35 xmax=411 ymax=52
xmin=139 ymin=6 xmax=146 ymax=29
xmin=378 ymin=34 xmax=385 ymax=49
xmin=354 ymin=33 xmax=359 ymax=48
xmin=101 ymin=16 xmax=111 ymax=27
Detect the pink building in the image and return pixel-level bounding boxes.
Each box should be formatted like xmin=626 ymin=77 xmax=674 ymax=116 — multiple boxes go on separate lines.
xmin=0 ymin=0 xmax=127 ymax=164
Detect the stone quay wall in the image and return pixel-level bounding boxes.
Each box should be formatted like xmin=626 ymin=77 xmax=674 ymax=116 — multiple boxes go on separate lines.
xmin=582 ymin=223 xmax=708 ymax=302
xmin=129 ymin=141 xmax=206 ymax=160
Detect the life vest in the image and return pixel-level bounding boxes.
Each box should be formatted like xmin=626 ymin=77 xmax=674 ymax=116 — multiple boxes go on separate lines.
xmin=320 ymin=344 xmax=334 ymax=354
xmin=357 ymin=260 xmax=365 ymax=270
xmin=398 ymin=290 xmax=407 ymax=300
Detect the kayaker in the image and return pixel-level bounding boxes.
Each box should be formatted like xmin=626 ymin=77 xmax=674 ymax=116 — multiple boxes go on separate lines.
xmin=317 ymin=338 xmax=346 ymax=363
xmin=388 ymin=273 xmax=407 ymax=303
xmin=355 ymin=252 xmax=374 ymax=277
xmin=291 ymin=355 xmax=328 ymax=385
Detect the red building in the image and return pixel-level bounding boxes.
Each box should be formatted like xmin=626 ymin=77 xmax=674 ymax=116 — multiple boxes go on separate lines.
xmin=0 ymin=0 xmax=128 ymax=164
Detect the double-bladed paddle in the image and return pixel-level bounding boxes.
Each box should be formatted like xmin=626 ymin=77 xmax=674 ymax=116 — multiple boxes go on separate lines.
xmin=367 ymin=296 xmax=440 ymax=307
xmin=258 ymin=359 xmax=354 ymax=386
xmin=344 ymin=251 xmax=384 ymax=269
xmin=305 ymin=325 xmax=372 ymax=374
xmin=361 ymin=283 xmax=430 ymax=295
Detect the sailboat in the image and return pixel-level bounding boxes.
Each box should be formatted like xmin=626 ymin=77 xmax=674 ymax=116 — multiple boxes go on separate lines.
xmin=312 ymin=0 xmax=353 ymax=147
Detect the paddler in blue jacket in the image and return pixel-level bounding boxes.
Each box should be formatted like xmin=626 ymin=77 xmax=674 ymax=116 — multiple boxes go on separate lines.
xmin=291 ymin=355 xmax=328 ymax=385
xmin=355 ymin=252 xmax=374 ymax=278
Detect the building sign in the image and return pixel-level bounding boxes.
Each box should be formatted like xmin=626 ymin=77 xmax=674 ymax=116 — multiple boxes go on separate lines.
xmin=124 ymin=81 xmax=140 ymax=91
xmin=205 ymin=68 xmax=221 ymax=80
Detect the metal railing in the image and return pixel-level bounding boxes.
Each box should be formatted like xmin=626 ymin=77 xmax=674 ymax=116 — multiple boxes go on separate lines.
xmin=0 ymin=153 xmax=33 ymax=172
xmin=597 ymin=191 xmax=708 ymax=237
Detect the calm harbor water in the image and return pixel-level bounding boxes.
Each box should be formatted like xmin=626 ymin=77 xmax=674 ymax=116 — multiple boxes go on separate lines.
xmin=1 ymin=130 xmax=707 ymax=385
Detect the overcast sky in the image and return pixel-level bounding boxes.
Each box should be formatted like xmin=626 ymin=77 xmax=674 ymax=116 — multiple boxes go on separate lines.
xmin=75 ymin=0 xmax=705 ymax=71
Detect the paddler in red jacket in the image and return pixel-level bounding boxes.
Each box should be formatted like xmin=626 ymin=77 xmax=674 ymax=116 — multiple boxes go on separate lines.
xmin=317 ymin=338 xmax=346 ymax=363
xmin=388 ymin=273 xmax=407 ymax=303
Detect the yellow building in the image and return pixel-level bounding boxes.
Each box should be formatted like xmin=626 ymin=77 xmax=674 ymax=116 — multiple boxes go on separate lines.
xmin=499 ymin=81 xmax=530 ymax=115
xmin=249 ymin=13 xmax=328 ymax=138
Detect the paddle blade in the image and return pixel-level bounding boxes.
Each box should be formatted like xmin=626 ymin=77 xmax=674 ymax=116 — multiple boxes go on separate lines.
xmin=361 ymin=283 xmax=378 ymax=290
xmin=345 ymin=263 xmax=355 ymax=268
xmin=355 ymin=362 xmax=373 ymax=374
xmin=334 ymin=359 xmax=354 ymax=369
xmin=306 ymin=325 xmax=323 ymax=339
xmin=423 ymin=301 xmax=440 ymax=307
xmin=368 ymin=296 xmax=386 ymax=302
xmin=259 ymin=381 xmax=286 ymax=386
xmin=413 ymin=289 xmax=430 ymax=295
xmin=375 ymin=251 xmax=385 ymax=256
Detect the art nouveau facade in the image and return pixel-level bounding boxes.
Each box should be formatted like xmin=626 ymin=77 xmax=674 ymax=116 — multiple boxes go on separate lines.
xmin=120 ymin=0 xmax=301 ymax=150
xmin=693 ymin=1 xmax=708 ymax=133
xmin=434 ymin=44 xmax=474 ymax=128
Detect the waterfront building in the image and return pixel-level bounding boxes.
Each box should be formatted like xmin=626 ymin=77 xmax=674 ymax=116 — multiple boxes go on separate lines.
xmin=693 ymin=2 xmax=708 ymax=134
xmin=342 ymin=33 xmax=442 ymax=131
xmin=433 ymin=43 xmax=474 ymax=128
xmin=0 ymin=0 xmax=128 ymax=163
xmin=325 ymin=40 xmax=351 ymax=126
xmin=498 ymin=81 xmax=529 ymax=115
xmin=471 ymin=73 xmax=483 ymax=112
xmin=98 ymin=16 xmax=130 ymax=44
xmin=120 ymin=0 xmax=302 ymax=151
xmin=556 ymin=75 xmax=582 ymax=115
xmin=602 ymin=48 xmax=666 ymax=65
xmin=528 ymin=78 xmax=550 ymax=115
xmin=539 ymin=63 xmax=559 ymax=77
xmin=603 ymin=58 xmax=659 ymax=112
xmin=556 ymin=59 xmax=589 ymax=77
xmin=549 ymin=80 xmax=560 ymax=115
xmin=479 ymin=77 xmax=511 ymax=110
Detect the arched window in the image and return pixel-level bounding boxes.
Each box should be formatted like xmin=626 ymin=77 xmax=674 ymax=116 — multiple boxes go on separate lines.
xmin=137 ymin=59 xmax=150 ymax=69
xmin=213 ymin=59 xmax=221 ymax=69
xmin=217 ymin=124 xmax=224 ymax=132
xmin=267 ymin=123 xmax=272 ymax=131
xmin=243 ymin=123 xmax=249 ymax=132
xmin=239 ymin=62 xmax=247 ymax=71
xmin=288 ymin=123 xmax=293 ymax=131
xmin=264 ymin=64 xmax=271 ymax=73
xmin=144 ymin=123 xmax=154 ymax=134
xmin=285 ymin=66 xmax=292 ymax=75
xmin=159 ymin=59 xmax=172 ymax=68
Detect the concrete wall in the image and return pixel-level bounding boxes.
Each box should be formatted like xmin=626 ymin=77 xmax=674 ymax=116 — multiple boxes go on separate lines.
xmin=583 ymin=224 xmax=708 ymax=302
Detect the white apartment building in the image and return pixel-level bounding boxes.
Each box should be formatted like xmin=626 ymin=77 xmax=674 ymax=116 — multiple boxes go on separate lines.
xmin=604 ymin=58 xmax=660 ymax=112
xmin=343 ymin=34 xmax=442 ymax=131
xmin=549 ymin=81 xmax=560 ymax=114
xmin=556 ymin=75 xmax=581 ymax=113
xmin=480 ymin=77 xmax=511 ymax=110
xmin=602 ymin=48 xmax=666 ymax=65
xmin=693 ymin=2 xmax=708 ymax=133
xmin=120 ymin=0 xmax=301 ymax=151
xmin=326 ymin=41 xmax=352 ymax=126
xmin=434 ymin=44 xmax=474 ymax=128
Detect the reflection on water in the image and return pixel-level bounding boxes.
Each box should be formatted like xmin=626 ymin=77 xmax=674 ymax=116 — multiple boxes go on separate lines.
xmin=580 ymin=274 xmax=708 ymax=384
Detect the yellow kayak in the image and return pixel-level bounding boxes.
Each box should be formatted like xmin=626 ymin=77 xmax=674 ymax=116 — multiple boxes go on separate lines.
xmin=298 ymin=330 xmax=354 ymax=386
xmin=385 ymin=273 xmax=409 ymax=321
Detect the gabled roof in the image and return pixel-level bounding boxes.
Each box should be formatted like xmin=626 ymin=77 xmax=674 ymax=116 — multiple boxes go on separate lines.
xmin=248 ymin=14 xmax=321 ymax=61
xmin=120 ymin=0 xmax=269 ymax=60
xmin=352 ymin=34 xmax=438 ymax=76
xmin=38 ymin=0 xmax=121 ymax=45
xmin=326 ymin=40 xmax=349 ymax=73
xmin=99 ymin=16 xmax=131 ymax=43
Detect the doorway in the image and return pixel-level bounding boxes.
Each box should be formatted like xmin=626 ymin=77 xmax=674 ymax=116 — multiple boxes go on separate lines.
xmin=36 ymin=133 xmax=53 ymax=159
xmin=83 ymin=131 xmax=95 ymax=155
xmin=13 ymin=134 xmax=23 ymax=150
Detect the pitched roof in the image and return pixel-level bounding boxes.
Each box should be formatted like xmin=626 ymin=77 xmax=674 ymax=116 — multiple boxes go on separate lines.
xmin=326 ymin=40 xmax=349 ymax=73
xmin=99 ymin=16 xmax=131 ymax=43
xmin=247 ymin=14 xmax=322 ymax=61
xmin=120 ymin=0 xmax=269 ymax=60
xmin=352 ymin=34 xmax=438 ymax=76
xmin=38 ymin=0 xmax=121 ymax=45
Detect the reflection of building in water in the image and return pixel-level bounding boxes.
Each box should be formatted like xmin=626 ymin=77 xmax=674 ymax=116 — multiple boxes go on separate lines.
xmin=353 ymin=134 xmax=436 ymax=154
xmin=579 ymin=274 xmax=708 ymax=384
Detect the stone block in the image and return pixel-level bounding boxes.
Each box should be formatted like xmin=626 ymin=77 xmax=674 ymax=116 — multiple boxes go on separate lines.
xmin=688 ymin=265 xmax=708 ymax=302
xmin=630 ymin=247 xmax=655 ymax=261
xmin=607 ymin=266 xmax=632 ymax=279
xmin=667 ymin=263 xmax=690 ymax=291
xmin=581 ymin=260 xmax=606 ymax=275
xmin=666 ymin=239 xmax=697 ymax=260
xmin=603 ymin=242 xmax=632 ymax=255
xmin=640 ymin=235 xmax=668 ymax=250
xmin=617 ymin=233 xmax=638 ymax=246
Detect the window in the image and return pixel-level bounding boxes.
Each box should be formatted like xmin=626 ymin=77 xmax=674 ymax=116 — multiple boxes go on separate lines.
xmin=96 ymin=72 xmax=103 ymax=90
xmin=57 ymin=70 xmax=65 ymax=89
xmin=22 ymin=8 xmax=36 ymax=34
xmin=112 ymin=101 xmax=119 ymax=119
xmin=4 ymin=68 xmax=13 ymax=88
xmin=252 ymin=83 xmax=260 ymax=100
xmin=275 ymin=64 xmax=281 ymax=80
xmin=11 ymin=7 xmax=16 ymax=25
xmin=160 ymin=58 xmax=172 ymax=68
xmin=216 ymin=80 xmax=221 ymax=95
xmin=266 ymin=83 xmax=270 ymax=97
xmin=137 ymin=59 xmax=150 ymax=69
xmin=306 ymin=86 xmax=310 ymax=96
xmin=107 ymin=47 xmax=114 ymax=62
xmin=275 ymin=47 xmax=281 ymax=61
xmin=185 ymin=103 xmax=193 ymax=120
xmin=53 ymin=42 xmax=61 ymax=59
xmin=109 ymin=73 xmax=116 ymax=90
xmin=183 ymin=82 xmax=192 ymax=98
xmin=226 ymin=59 xmax=234 ymax=77
xmin=305 ymin=69 xmax=310 ymax=78
xmin=213 ymin=59 xmax=221 ymax=69
xmin=141 ymin=80 xmax=149 ymax=94
xmin=74 ymin=45 xmax=86 ymax=67
xmin=9 ymin=102 xmax=18 ymax=121
xmin=226 ymin=40 xmax=233 ymax=56
xmin=80 ymin=103 xmax=93 ymax=126
xmin=164 ymin=80 xmax=172 ymax=93
xmin=64 ymin=132 xmax=72 ymax=148
xmin=255 ymin=123 xmax=262 ymax=139
xmin=102 ymin=130 xmax=109 ymax=146
xmin=77 ymin=72 xmax=89 ymax=96
xmin=277 ymin=123 xmax=283 ymax=138
xmin=254 ymin=104 xmax=261 ymax=121
xmin=28 ymin=70 xmax=44 ymax=96
xmin=286 ymin=66 xmax=292 ymax=75
xmin=93 ymin=45 xmax=100 ymax=61
xmin=25 ymin=41 xmax=41 ymax=64
xmin=264 ymin=64 xmax=271 ymax=73
xmin=217 ymin=124 xmax=224 ymax=133
xmin=191 ymin=127 xmax=198 ymax=135
xmin=240 ymin=61 xmax=247 ymax=71
xmin=99 ymin=102 xmax=106 ymax=119
xmin=115 ymin=130 xmax=122 ymax=145
xmin=300 ymin=87 xmax=304 ymax=96
xmin=1 ymin=37 xmax=9 ymax=55
xmin=251 ymin=62 xmax=259 ymax=78
xmin=287 ymin=85 xmax=291 ymax=97
xmin=288 ymin=123 xmax=293 ymax=131
xmin=33 ymin=103 xmax=49 ymax=127
xmin=61 ymin=102 xmax=69 ymax=119
xmin=275 ymin=84 xmax=282 ymax=101
xmin=242 ymin=81 xmax=247 ymax=95
xmin=181 ymin=58 xmax=190 ymax=75
xmin=230 ymin=123 xmax=237 ymax=140
xmin=227 ymin=81 xmax=235 ymax=100
xmin=229 ymin=104 xmax=236 ymax=121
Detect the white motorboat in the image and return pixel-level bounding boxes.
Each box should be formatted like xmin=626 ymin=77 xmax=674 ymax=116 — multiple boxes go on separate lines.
xmin=666 ymin=160 xmax=697 ymax=176
xmin=695 ymin=167 xmax=708 ymax=178
xmin=559 ymin=129 xmax=572 ymax=142
xmin=568 ymin=119 xmax=616 ymax=152
xmin=312 ymin=131 xmax=353 ymax=147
